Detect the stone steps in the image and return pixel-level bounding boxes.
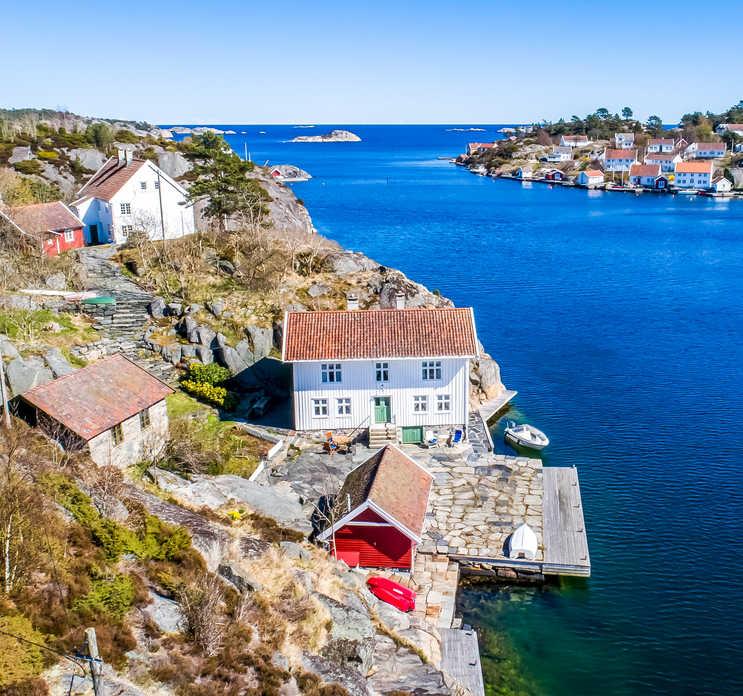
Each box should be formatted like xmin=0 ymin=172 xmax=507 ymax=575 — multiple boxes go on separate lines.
xmin=368 ymin=424 xmax=398 ymax=447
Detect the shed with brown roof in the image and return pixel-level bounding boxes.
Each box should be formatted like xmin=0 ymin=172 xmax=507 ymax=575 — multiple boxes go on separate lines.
xmin=0 ymin=201 xmax=85 ymax=256
xmin=21 ymin=354 xmax=174 ymax=467
xmin=318 ymin=445 xmax=433 ymax=570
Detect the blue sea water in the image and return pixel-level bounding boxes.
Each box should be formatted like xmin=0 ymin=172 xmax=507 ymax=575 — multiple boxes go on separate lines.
xmin=169 ymin=124 xmax=743 ymax=695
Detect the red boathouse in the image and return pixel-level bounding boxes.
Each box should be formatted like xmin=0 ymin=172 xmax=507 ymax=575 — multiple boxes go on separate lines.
xmin=318 ymin=444 xmax=433 ymax=571
xmin=0 ymin=201 xmax=85 ymax=256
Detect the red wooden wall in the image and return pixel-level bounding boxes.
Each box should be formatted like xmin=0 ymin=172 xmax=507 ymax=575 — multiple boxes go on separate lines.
xmin=42 ymin=226 xmax=85 ymax=257
xmin=332 ymin=522 xmax=413 ymax=570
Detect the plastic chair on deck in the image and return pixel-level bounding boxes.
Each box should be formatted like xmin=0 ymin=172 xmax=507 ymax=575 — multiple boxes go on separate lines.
xmin=448 ymin=429 xmax=463 ymax=447
xmin=424 ymin=430 xmax=439 ymax=448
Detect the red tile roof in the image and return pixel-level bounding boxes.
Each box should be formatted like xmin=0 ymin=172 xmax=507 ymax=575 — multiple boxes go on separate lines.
xmin=76 ymin=156 xmax=147 ymax=202
xmin=584 ymin=169 xmax=604 ymax=177
xmin=676 ymin=161 xmax=714 ymax=174
xmin=333 ymin=445 xmax=433 ymax=539
xmin=21 ymin=354 xmax=173 ymax=440
xmin=5 ymin=201 xmax=83 ymax=237
xmin=562 ymin=135 xmax=588 ymax=142
xmin=630 ymin=163 xmax=661 ymax=177
xmin=648 ymin=138 xmax=674 ymax=146
xmin=604 ymin=148 xmax=637 ymax=159
xmin=645 ymin=153 xmax=678 ymax=160
xmin=691 ymin=142 xmax=725 ymax=151
xmin=282 ymin=307 xmax=479 ymax=362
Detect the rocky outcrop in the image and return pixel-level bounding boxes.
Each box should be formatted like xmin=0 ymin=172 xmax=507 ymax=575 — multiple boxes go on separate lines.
xmin=157 ymin=150 xmax=191 ymax=179
xmin=68 ymin=147 xmax=106 ymax=172
xmin=5 ymin=356 xmax=53 ymax=396
xmin=292 ymin=129 xmax=361 ymax=143
xmin=470 ymin=351 xmax=506 ymax=402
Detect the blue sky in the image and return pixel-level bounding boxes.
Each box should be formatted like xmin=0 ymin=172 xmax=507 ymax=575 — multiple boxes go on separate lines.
xmin=2 ymin=0 xmax=741 ymax=124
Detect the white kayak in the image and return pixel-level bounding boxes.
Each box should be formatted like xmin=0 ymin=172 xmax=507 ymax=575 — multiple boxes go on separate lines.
xmin=504 ymin=421 xmax=549 ymax=450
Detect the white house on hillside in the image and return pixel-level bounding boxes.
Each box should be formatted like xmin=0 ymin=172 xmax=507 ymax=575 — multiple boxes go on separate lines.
xmin=546 ymin=146 xmax=573 ymax=162
xmin=603 ymin=148 xmax=638 ymax=172
xmin=674 ymin=161 xmax=714 ymax=189
xmin=684 ymin=142 xmax=726 ymax=160
xmin=711 ymin=176 xmax=733 ymax=193
xmin=560 ymin=134 xmax=589 ymax=148
xmin=282 ymin=304 xmax=479 ymax=444
xmin=576 ymin=169 xmax=604 ymax=187
xmin=615 ymin=133 xmax=635 ymax=149
xmin=72 ymin=149 xmax=196 ymax=245
xmin=647 ymin=138 xmax=675 ymax=153
xmin=644 ymin=152 xmax=682 ymax=173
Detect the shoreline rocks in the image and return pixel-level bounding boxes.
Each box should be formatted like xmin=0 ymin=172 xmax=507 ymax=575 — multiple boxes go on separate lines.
xmin=291 ymin=129 xmax=361 ymax=143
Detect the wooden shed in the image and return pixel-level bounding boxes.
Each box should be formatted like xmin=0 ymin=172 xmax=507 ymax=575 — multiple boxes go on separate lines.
xmin=318 ymin=445 xmax=433 ymax=571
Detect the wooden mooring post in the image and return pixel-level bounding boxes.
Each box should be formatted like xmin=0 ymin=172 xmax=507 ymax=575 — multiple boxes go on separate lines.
xmin=84 ymin=627 xmax=105 ymax=696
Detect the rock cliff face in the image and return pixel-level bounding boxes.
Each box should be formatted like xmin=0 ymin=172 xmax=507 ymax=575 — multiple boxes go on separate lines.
xmin=292 ymin=129 xmax=361 ymax=143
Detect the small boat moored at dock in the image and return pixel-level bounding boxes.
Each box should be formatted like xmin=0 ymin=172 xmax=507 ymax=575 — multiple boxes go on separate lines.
xmin=504 ymin=420 xmax=549 ymax=450
xmin=367 ymin=576 xmax=416 ymax=612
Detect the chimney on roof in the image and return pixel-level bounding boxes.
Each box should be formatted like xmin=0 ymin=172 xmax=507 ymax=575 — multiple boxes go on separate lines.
xmin=117 ymin=148 xmax=126 ymax=165
xmin=394 ymin=291 xmax=405 ymax=310
xmin=125 ymin=149 xmax=133 ymax=165
xmin=346 ymin=293 xmax=359 ymax=311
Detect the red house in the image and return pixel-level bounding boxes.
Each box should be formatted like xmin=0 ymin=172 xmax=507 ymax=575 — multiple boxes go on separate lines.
xmin=0 ymin=201 xmax=85 ymax=256
xmin=318 ymin=445 xmax=433 ymax=571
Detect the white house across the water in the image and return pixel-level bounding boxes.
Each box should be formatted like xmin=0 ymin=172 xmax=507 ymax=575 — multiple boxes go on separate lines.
xmin=72 ymin=149 xmax=195 ymax=245
xmin=282 ymin=302 xmax=479 ymax=444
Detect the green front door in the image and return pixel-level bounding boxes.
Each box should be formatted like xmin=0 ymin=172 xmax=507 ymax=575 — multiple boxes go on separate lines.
xmin=402 ymin=426 xmax=423 ymax=444
xmin=374 ymin=397 xmax=391 ymax=423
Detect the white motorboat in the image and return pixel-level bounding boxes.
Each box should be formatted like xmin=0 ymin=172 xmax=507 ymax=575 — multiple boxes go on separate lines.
xmin=504 ymin=420 xmax=549 ymax=450
xmin=508 ymin=523 xmax=538 ymax=560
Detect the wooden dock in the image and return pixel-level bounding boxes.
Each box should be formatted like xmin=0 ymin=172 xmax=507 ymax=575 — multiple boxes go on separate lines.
xmin=542 ymin=467 xmax=590 ymax=576
xmin=479 ymin=389 xmax=518 ymax=423
xmin=441 ymin=628 xmax=485 ymax=696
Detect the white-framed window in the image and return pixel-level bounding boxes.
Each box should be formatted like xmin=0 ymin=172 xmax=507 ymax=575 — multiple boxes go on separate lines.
xmin=321 ymin=363 xmax=342 ymax=383
xmin=437 ymin=394 xmax=451 ymax=412
xmin=121 ymin=224 xmax=133 ymax=237
xmin=337 ymin=398 xmax=351 ymax=416
xmin=375 ymin=362 xmax=389 ymax=382
xmin=120 ymin=202 xmax=131 ymax=215
xmin=312 ymin=398 xmax=328 ymax=417
xmin=154 ymin=180 xmax=160 ymax=190
xmin=140 ymin=181 xmax=147 ymax=190
xmin=64 ymin=229 xmax=74 ymax=242
xmin=422 ymin=360 xmax=442 ymax=380
xmin=413 ymin=395 xmax=428 ymax=413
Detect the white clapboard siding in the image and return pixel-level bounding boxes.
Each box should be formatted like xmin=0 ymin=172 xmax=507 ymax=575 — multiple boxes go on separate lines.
xmin=292 ymin=357 xmax=470 ymax=431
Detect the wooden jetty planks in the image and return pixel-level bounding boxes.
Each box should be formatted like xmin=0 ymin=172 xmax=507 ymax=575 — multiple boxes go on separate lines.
xmin=441 ymin=628 xmax=485 ymax=696
xmin=542 ymin=467 xmax=591 ymax=576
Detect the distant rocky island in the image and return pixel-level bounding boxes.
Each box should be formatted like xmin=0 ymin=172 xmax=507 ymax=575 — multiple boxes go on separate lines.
xmin=291 ymin=129 xmax=361 ymax=143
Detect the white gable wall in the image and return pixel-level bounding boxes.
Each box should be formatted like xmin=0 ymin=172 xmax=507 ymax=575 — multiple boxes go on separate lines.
xmin=292 ymin=357 xmax=470 ymax=431
xmin=109 ymin=163 xmax=195 ymax=244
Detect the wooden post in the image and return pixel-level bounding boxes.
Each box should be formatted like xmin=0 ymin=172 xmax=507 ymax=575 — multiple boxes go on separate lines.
xmin=0 ymin=358 xmax=11 ymax=429
xmin=84 ymin=627 xmax=104 ymax=696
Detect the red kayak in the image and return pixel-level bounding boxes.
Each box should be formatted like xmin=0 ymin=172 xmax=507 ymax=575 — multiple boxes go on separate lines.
xmin=367 ymin=576 xmax=416 ymax=612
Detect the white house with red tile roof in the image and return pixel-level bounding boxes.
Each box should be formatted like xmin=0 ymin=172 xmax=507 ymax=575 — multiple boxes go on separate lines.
xmin=674 ymin=161 xmax=714 ymax=189
xmin=72 ymin=149 xmax=195 ymax=245
xmin=644 ymin=152 xmax=682 ymax=173
xmin=282 ymin=305 xmax=479 ymax=441
xmin=575 ymin=169 xmax=604 ymax=187
xmin=629 ymin=163 xmax=663 ymax=188
xmin=467 ymin=142 xmax=495 ymax=155
xmin=684 ymin=142 xmax=726 ymax=160
xmin=602 ymin=148 xmax=638 ymax=172
xmin=716 ymin=123 xmax=743 ymax=137
xmin=711 ymin=176 xmax=733 ymax=193
xmin=559 ymin=134 xmax=590 ymax=148
xmin=647 ymin=138 xmax=675 ymax=153
xmin=546 ymin=146 xmax=573 ymax=162
xmin=614 ymin=133 xmax=635 ymax=149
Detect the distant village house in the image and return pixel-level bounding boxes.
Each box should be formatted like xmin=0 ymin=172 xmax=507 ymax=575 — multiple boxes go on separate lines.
xmin=628 ymin=163 xmax=665 ymax=188
xmin=684 ymin=142 xmax=726 ymax=159
xmin=20 ymin=354 xmax=173 ymax=468
xmin=614 ymin=133 xmax=635 ymax=149
xmin=0 ymin=201 xmax=85 ymax=256
xmin=576 ymin=169 xmax=604 ymax=187
xmin=674 ymin=161 xmax=714 ymax=190
xmin=559 ymin=134 xmax=590 ymax=148
xmin=602 ymin=148 xmax=638 ymax=172
xmin=72 ymin=149 xmax=195 ymax=246
xmin=644 ymin=152 xmax=682 ymax=173
xmin=646 ymin=138 xmax=675 ymax=153
xmin=546 ymin=146 xmax=572 ymax=163
xmin=467 ymin=142 xmax=495 ymax=156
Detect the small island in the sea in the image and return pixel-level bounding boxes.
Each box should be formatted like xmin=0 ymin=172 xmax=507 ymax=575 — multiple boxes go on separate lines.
xmin=291 ymin=128 xmax=361 ymax=142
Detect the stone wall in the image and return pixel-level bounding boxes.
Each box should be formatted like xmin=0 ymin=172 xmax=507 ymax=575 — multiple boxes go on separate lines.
xmin=87 ymin=398 xmax=168 ymax=468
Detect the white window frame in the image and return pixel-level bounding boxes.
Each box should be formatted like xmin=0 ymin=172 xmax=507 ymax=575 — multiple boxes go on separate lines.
xmin=337 ymin=398 xmax=351 ymax=416
xmin=120 ymin=202 xmax=131 ymax=215
xmin=422 ymin=360 xmax=442 ymax=381
xmin=121 ymin=224 xmax=133 ymax=237
xmin=64 ymin=229 xmax=74 ymax=242
xmin=321 ymin=363 xmax=342 ymax=383
xmin=436 ymin=394 xmax=451 ymax=412
xmin=312 ymin=399 xmax=328 ymax=418
xmin=154 ymin=180 xmax=160 ymax=190
xmin=375 ymin=361 xmax=389 ymax=382
xmin=413 ymin=395 xmax=428 ymax=413
xmin=140 ymin=181 xmax=147 ymax=190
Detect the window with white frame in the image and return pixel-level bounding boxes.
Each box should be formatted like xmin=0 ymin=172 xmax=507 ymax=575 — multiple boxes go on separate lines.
xmin=321 ymin=363 xmax=342 ymax=383
xmin=337 ymin=398 xmax=351 ymax=416
xmin=154 ymin=180 xmax=160 ymax=190
xmin=120 ymin=202 xmax=131 ymax=215
xmin=413 ymin=395 xmax=428 ymax=413
xmin=140 ymin=181 xmax=147 ymax=190
xmin=64 ymin=229 xmax=74 ymax=242
xmin=121 ymin=225 xmax=133 ymax=237
xmin=436 ymin=394 xmax=451 ymax=412
xmin=375 ymin=362 xmax=389 ymax=382
xmin=312 ymin=399 xmax=328 ymax=417
xmin=422 ymin=360 xmax=442 ymax=380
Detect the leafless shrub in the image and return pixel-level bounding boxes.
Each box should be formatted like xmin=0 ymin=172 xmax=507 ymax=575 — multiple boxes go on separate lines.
xmin=177 ymin=573 xmax=226 ymax=657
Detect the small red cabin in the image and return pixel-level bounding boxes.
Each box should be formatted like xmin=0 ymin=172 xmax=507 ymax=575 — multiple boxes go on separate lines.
xmin=544 ymin=169 xmax=565 ymax=181
xmin=0 ymin=201 xmax=85 ymax=257
xmin=318 ymin=445 xmax=433 ymax=571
